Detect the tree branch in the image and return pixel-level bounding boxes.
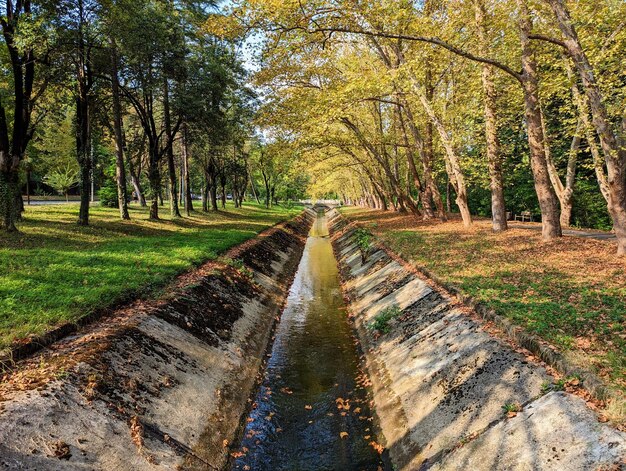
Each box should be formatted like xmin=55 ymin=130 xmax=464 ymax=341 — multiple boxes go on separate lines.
xmin=528 ymin=34 xmax=568 ymax=49
xmin=304 ymin=26 xmax=523 ymax=82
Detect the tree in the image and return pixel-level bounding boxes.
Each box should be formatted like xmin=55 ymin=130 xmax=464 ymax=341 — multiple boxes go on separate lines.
xmin=111 ymin=0 xmax=183 ymax=220
xmin=0 ymin=1 xmax=54 ymax=231
xmin=43 ymin=165 xmax=79 ymax=201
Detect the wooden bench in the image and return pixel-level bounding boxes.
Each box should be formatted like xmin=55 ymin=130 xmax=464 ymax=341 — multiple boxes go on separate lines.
xmin=515 ymin=211 xmax=533 ymax=222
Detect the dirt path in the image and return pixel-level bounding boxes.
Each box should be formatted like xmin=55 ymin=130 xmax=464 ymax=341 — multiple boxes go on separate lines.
xmin=510 ymin=221 xmax=617 ymax=240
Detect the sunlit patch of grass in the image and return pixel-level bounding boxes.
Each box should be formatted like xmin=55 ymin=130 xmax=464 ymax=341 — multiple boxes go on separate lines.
xmin=0 ymin=202 xmax=302 ymax=349
xmin=341 ymin=207 xmax=626 ymax=393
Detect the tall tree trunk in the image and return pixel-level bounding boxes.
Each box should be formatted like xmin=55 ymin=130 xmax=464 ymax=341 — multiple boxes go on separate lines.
xmin=475 ymin=0 xmax=507 ymax=231
xmin=220 ymin=177 xmax=226 ymax=209
xmin=372 ymin=179 xmax=388 ymax=211
xmin=412 ymin=79 xmax=472 ymax=227
xmin=546 ymin=0 xmax=626 ymax=254
xmin=109 ymin=38 xmax=130 ymax=220
xmin=76 ymin=22 xmax=91 ymax=226
xmin=207 ymin=161 xmax=219 ymax=211
xmin=25 ymin=169 xmax=30 ymax=205
xmin=0 ymin=1 xmax=37 ymax=232
xmin=148 ymin=146 xmax=161 ymax=220
xmin=568 ymin=66 xmax=610 ymax=203
xmin=210 ymin=182 xmax=218 ymax=211
xmin=401 ymin=98 xmax=444 ymax=219
xmin=248 ymin=167 xmax=260 ymax=204
xmin=182 ymin=124 xmax=193 ymax=216
xmin=130 ymin=171 xmax=146 ymax=207
xmin=518 ymin=0 xmax=562 ymax=240
xmin=163 ymin=79 xmax=181 ymax=218
xmin=424 ymin=69 xmax=447 ymax=221
xmin=0 ymin=170 xmax=19 ymax=231
xmin=262 ymin=171 xmax=270 ymax=208
xmin=396 ymin=103 xmax=432 ymax=218
xmin=202 ymin=178 xmax=209 ymax=212
xmin=541 ymin=107 xmax=580 ymax=228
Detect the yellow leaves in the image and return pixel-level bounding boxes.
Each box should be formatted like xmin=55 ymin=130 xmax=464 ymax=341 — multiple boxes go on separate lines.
xmin=304 ymin=404 xmax=312 ymax=410
xmin=369 ymin=441 xmax=384 ymax=454
xmin=335 ymin=397 xmax=351 ymax=411
xmin=203 ymin=14 xmax=245 ymax=40
xmin=339 ymin=431 xmax=349 ymax=439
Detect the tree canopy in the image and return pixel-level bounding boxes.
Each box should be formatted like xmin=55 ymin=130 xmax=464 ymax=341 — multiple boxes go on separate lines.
xmin=222 ymin=0 xmax=626 ymax=253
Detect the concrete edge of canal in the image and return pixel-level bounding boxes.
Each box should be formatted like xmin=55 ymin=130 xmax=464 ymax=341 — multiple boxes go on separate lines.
xmin=0 ymin=209 xmax=316 ymax=470
xmin=327 ymin=208 xmax=626 ymax=471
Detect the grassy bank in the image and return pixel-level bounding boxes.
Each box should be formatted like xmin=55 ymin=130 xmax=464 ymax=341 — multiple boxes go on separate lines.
xmin=0 ymin=202 xmax=302 ymax=350
xmin=340 ymin=207 xmax=625 ymax=398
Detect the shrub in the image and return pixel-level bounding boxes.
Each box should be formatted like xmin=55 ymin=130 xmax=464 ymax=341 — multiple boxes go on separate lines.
xmin=354 ymin=227 xmax=373 ymax=262
xmin=98 ymin=182 xmax=120 ymax=208
xmin=368 ymin=305 xmax=401 ymax=334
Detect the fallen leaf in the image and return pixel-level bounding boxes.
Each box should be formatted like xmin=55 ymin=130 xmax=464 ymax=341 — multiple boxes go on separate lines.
xmin=369 ymin=441 xmax=384 ymax=454
xmin=340 ymin=432 xmax=349 ymax=439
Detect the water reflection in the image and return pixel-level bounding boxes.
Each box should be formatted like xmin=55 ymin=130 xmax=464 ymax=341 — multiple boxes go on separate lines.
xmin=231 ymin=212 xmax=384 ymax=471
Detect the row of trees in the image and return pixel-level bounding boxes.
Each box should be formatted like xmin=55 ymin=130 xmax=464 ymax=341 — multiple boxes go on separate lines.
xmin=0 ymin=0 xmax=308 ymax=232
xmin=233 ymin=0 xmax=626 ymax=254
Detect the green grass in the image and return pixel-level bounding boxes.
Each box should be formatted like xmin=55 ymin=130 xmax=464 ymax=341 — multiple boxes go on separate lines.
xmin=0 ymin=202 xmax=302 ymax=350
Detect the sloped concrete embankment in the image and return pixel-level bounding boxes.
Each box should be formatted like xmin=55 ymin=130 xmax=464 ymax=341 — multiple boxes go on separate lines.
xmin=0 ymin=209 xmax=316 ymax=470
xmin=327 ymin=209 xmax=625 ymax=471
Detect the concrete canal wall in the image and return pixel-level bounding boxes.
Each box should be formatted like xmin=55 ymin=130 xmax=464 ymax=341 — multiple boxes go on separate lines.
xmin=0 ymin=210 xmax=316 ymax=470
xmin=328 ymin=208 xmax=625 ymax=471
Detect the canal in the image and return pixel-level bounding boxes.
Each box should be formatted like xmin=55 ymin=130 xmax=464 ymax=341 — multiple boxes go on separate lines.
xmin=231 ymin=210 xmax=385 ymax=470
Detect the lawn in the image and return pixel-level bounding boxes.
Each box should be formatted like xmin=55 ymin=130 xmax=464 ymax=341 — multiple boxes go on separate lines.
xmin=340 ymin=207 xmax=626 ymax=400
xmin=0 ymin=202 xmax=302 ymax=350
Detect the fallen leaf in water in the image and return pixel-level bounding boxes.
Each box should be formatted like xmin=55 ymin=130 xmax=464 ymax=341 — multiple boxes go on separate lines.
xmin=364 ymin=435 xmax=371 ymax=440
xmin=246 ymin=417 xmax=254 ymax=423
xmin=304 ymin=405 xmax=312 ymax=410
xmin=369 ymin=441 xmax=384 ymax=454
xmin=340 ymin=432 xmax=349 ymax=439
xmin=243 ymin=466 xmax=251 ymax=470
xmin=353 ymin=407 xmax=362 ymax=414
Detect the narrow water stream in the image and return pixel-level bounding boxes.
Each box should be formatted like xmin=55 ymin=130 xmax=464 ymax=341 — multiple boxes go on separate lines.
xmin=232 ymin=211 xmax=384 ymax=471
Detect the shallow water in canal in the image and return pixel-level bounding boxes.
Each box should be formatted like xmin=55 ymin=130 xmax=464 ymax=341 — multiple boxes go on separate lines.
xmin=231 ymin=212 xmax=385 ymax=471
